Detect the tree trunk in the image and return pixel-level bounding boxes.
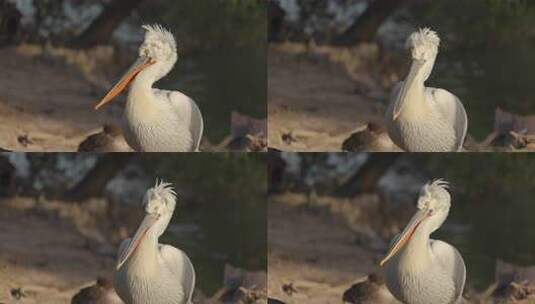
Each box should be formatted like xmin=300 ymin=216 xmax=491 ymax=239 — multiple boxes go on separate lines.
xmin=70 ymin=0 xmax=144 ymax=48
xmin=268 ymin=0 xmax=286 ymax=42
xmin=0 ymin=154 xmax=15 ymax=197
xmin=332 ymin=0 xmax=407 ymax=46
xmin=335 ymin=153 xmax=400 ymax=197
xmin=63 ymin=154 xmax=133 ymax=202
xmin=267 ymin=151 xmax=286 ymax=193
xmin=0 ymin=0 xmax=21 ymax=47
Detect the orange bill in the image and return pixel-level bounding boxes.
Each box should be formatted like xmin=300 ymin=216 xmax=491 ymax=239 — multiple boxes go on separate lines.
xmin=94 ymin=57 xmax=154 ymax=110
xmin=379 ymin=209 xmax=429 ymax=266
xmin=116 ymin=213 xmax=158 ymax=270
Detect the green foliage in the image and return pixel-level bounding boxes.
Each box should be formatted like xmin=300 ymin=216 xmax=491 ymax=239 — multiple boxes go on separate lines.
xmin=142 ymin=0 xmax=266 ymax=53
xmin=415 ymin=0 xmax=535 ymax=49
xmin=420 ymin=154 xmax=535 ymax=194
xmin=140 ymin=153 xmax=266 ymax=206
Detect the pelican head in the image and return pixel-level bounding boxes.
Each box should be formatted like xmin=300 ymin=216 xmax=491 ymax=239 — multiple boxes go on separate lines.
xmin=138 ymin=24 xmax=178 ymax=80
xmin=94 ymin=24 xmax=178 ymax=110
xmin=116 ymin=180 xmax=177 ymax=270
xmin=379 ymin=179 xmax=451 ymax=266
xmin=392 ymin=28 xmax=440 ymax=120
xmin=407 ymin=28 xmax=440 ymax=64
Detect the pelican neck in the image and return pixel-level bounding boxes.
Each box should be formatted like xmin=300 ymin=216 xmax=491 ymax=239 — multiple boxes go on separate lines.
xmin=126 ymin=73 xmax=159 ymax=117
xmin=129 ymin=73 xmax=156 ymax=100
xmin=398 ymin=61 xmax=431 ymax=120
xmin=127 ymin=233 xmax=160 ymax=276
xmin=398 ymin=226 xmax=433 ymax=270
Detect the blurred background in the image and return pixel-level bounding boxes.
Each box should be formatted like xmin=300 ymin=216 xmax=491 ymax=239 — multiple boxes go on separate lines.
xmin=0 ymin=0 xmax=266 ymax=151
xmin=268 ymin=0 xmax=535 ymax=151
xmin=268 ymin=152 xmax=535 ymax=303
xmin=0 ymin=152 xmax=267 ymax=303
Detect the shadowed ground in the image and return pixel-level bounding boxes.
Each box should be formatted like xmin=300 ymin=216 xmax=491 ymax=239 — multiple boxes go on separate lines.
xmin=0 ymin=45 xmax=125 ymax=151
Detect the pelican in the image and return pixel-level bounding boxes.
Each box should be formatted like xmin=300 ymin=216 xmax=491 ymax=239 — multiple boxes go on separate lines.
xmin=385 ymin=28 xmax=468 ymax=152
xmin=114 ymin=181 xmax=195 ymax=304
xmin=379 ymin=180 xmax=466 ymax=304
xmin=94 ymin=24 xmax=203 ymax=152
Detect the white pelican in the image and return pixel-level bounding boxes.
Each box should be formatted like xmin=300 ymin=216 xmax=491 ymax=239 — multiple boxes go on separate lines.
xmin=385 ymin=28 xmax=468 ymax=152
xmin=379 ymin=180 xmax=466 ymax=304
xmin=114 ymin=181 xmax=195 ymax=304
xmin=94 ymin=24 xmax=203 ymax=152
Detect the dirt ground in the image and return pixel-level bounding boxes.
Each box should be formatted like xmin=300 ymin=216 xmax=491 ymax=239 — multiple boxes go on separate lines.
xmin=0 ymin=45 xmax=132 ymax=152
xmin=0 ymin=197 xmax=118 ymax=304
xmin=268 ymin=43 xmax=390 ymax=152
xmin=268 ymin=194 xmax=380 ymax=304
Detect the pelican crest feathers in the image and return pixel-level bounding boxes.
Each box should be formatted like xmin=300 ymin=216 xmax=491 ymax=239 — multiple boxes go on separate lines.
xmin=418 ymin=179 xmax=451 ymax=210
xmin=407 ymin=28 xmax=440 ymax=61
xmin=146 ymin=179 xmax=177 ymax=207
xmin=140 ymin=24 xmax=177 ymax=60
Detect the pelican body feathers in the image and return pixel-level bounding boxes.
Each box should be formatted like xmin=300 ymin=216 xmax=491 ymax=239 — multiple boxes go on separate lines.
xmin=95 ymin=24 xmax=204 ymax=152
xmin=114 ymin=181 xmax=196 ymax=304
xmin=386 ymin=28 xmax=468 ymax=152
xmin=381 ymin=180 xmax=466 ymax=304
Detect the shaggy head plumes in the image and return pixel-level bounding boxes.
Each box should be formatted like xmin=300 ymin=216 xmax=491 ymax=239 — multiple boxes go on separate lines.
xmin=417 ymin=179 xmax=451 ymax=212
xmin=143 ymin=179 xmax=177 ymax=216
xmin=139 ymin=24 xmax=177 ymax=62
xmin=407 ymin=28 xmax=440 ymax=61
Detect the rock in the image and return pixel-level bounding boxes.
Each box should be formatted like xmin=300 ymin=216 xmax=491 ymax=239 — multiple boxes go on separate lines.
xmin=281 ymin=283 xmax=297 ymax=296
xmin=488 ymin=260 xmax=535 ymax=303
xmin=483 ymin=108 xmax=535 ymax=149
xmin=342 ymin=123 xmax=401 ymax=152
xmin=343 ymin=274 xmax=399 ymax=304
xmin=78 ymin=125 xmax=132 ymax=152
xmin=227 ymin=112 xmax=267 ymax=152
xmin=494 ymin=108 xmax=535 ymax=138
xmin=201 ymin=112 xmax=267 ymax=152
xmin=281 ymin=132 xmax=297 ymax=145
xmin=496 ymin=259 xmax=535 ymax=283
xmin=216 ymin=264 xmax=267 ymax=303
xmin=231 ymin=112 xmax=266 ymax=140
xmin=491 ymin=281 xmax=535 ymax=303
xmin=228 ymin=134 xmax=267 ymax=152
xmin=223 ymin=264 xmax=267 ymax=291
xmin=71 ymin=277 xmax=123 ymax=304
xmin=10 ymin=287 xmax=27 ymax=300
xmin=17 ymin=134 xmax=33 ymax=147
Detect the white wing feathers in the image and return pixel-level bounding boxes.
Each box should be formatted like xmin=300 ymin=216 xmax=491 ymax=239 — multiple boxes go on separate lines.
xmin=430 ymin=240 xmax=466 ymax=303
xmin=159 ymin=244 xmax=196 ymax=304
xmin=188 ymin=99 xmax=204 ymax=151
xmin=155 ymin=89 xmax=204 ymax=151
xmin=430 ymin=88 xmax=468 ymax=151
